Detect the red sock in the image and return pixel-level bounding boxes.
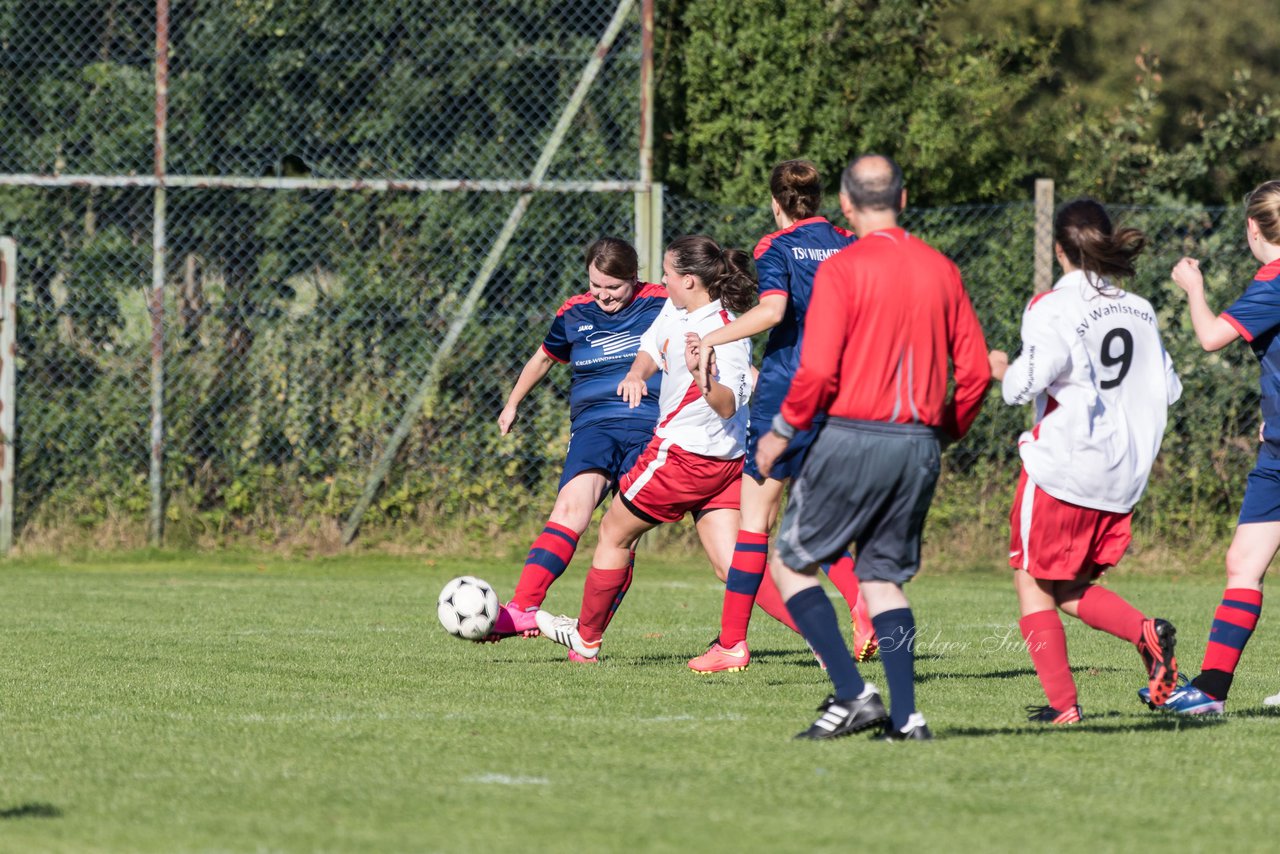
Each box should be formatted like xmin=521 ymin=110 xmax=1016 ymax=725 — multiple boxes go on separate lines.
xmin=719 ymin=531 xmax=770 ymax=646
xmin=511 ymin=522 xmax=580 ymax=610
xmin=1201 ymin=587 xmax=1263 ymax=676
xmin=823 ymin=552 xmax=863 ymax=620
xmin=1077 ymin=585 xmax=1144 ymax=645
xmin=600 ymin=551 xmax=635 ymax=633
xmin=754 ymin=568 xmax=799 ymax=633
xmin=578 ymin=566 xmax=630 ymax=644
xmin=1020 ymin=610 xmax=1077 ymax=710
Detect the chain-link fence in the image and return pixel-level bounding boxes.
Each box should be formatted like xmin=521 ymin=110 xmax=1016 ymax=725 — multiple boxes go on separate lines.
xmin=0 ymin=1 xmax=1262 ymax=551
xmin=0 ymin=0 xmax=654 ymax=548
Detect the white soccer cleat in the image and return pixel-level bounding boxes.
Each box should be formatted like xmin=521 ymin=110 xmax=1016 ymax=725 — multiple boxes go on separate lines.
xmin=1265 ymin=690 xmax=1280 ymax=707
xmin=534 ymin=610 xmax=601 ymax=660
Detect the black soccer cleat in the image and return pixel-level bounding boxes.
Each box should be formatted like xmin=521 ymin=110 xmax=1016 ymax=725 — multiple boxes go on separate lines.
xmin=794 ymin=688 xmax=889 ymax=740
xmin=876 ymin=713 xmax=934 ymax=741
xmin=1026 ymin=704 xmax=1083 ymax=725
xmin=1138 ymin=618 xmax=1179 ymax=707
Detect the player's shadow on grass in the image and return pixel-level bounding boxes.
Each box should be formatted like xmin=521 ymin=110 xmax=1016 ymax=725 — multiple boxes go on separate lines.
xmin=943 ymin=713 xmax=1228 ymax=738
xmin=622 ymin=647 xmax=817 ymax=668
xmin=0 ymin=803 xmax=62 ymax=820
xmin=916 ymin=665 xmax=1125 ymax=683
xmin=1224 ymin=705 xmax=1280 ymax=719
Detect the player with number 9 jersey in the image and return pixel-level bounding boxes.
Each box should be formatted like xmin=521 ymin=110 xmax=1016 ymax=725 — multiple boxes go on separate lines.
xmin=990 ymin=198 xmax=1181 ymax=725
xmin=1003 ymin=262 xmax=1181 ymax=516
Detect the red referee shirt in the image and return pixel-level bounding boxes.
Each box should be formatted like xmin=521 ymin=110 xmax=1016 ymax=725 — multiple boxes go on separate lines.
xmin=779 ymin=227 xmax=990 ymax=440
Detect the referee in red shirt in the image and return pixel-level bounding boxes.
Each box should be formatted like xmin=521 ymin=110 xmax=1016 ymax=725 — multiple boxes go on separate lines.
xmin=756 ymin=155 xmax=990 ymax=741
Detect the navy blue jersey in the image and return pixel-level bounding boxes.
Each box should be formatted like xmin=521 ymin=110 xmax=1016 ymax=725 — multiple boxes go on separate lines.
xmin=750 ymin=217 xmax=856 ymax=418
xmin=1223 ymin=258 xmax=1280 ymax=464
xmin=541 ymin=282 xmax=667 ymax=428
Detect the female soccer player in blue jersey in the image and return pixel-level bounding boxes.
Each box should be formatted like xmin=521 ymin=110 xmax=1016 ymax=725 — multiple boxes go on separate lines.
xmin=487 ymin=237 xmax=666 ymax=641
xmin=1153 ymin=180 xmax=1280 ymax=714
xmin=535 ymin=235 xmax=757 ymax=662
xmin=685 ymin=161 xmax=875 ymax=674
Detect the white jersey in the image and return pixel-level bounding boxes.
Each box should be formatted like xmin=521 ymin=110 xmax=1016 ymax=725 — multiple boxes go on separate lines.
xmin=638 ymin=298 xmax=751 ymax=460
xmin=1002 ymin=270 xmax=1182 ymax=513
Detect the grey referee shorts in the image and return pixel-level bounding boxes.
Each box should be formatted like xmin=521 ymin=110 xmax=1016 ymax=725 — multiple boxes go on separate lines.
xmin=775 ymin=417 xmax=942 ymax=584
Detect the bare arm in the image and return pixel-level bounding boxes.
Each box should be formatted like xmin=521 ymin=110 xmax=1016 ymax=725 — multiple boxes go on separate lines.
xmin=498 ymin=347 xmax=557 ymax=434
xmin=696 ymin=293 xmax=787 ymax=391
xmin=617 ymin=351 xmax=660 ymax=408
xmin=684 ymin=335 xmax=737 ymax=418
xmin=1172 ymin=257 xmax=1240 ymax=352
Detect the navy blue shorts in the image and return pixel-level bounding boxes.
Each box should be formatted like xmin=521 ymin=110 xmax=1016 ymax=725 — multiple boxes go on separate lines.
xmin=559 ymin=420 xmax=655 ymax=491
xmin=1239 ymin=462 xmax=1280 ymax=524
xmin=743 ymin=406 xmax=822 ymax=482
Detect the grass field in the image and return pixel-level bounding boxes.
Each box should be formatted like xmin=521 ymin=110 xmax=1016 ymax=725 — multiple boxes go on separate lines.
xmin=0 ymin=549 xmax=1276 ymax=852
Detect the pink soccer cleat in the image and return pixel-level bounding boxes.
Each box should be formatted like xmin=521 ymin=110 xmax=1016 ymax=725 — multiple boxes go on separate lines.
xmin=476 ymin=602 xmax=540 ymax=643
xmin=687 ymin=639 xmax=750 ymax=674
xmin=567 ymin=650 xmax=598 ymax=664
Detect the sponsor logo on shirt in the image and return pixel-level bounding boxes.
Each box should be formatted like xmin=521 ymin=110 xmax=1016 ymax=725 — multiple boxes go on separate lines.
xmin=577 ymin=324 xmax=594 ymax=332
xmin=587 ymin=330 xmax=642 ymax=356
xmin=789 ymin=246 xmax=841 ymax=262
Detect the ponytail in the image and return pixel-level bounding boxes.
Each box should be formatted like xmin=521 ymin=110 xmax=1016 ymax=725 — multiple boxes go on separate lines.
xmin=769 ymin=160 xmax=822 ymax=221
xmin=1054 ymin=198 xmax=1145 ymax=287
xmin=665 ymin=234 xmax=757 ymax=315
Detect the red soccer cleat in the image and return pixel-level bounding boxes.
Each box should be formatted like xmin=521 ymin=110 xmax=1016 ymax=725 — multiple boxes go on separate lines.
xmin=851 ymin=591 xmax=878 ymax=663
xmin=1027 ymin=704 xmax=1083 ymax=725
xmin=1138 ymin=618 xmax=1178 ymax=707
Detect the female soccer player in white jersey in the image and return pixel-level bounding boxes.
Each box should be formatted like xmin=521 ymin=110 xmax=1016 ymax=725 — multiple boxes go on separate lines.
xmin=1154 ymin=180 xmax=1280 ymax=714
xmin=989 ymin=198 xmax=1182 ymax=724
xmin=686 ymin=161 xmax=875 ymax=674
xmin=487 ymin=238 xmax=667 ymax=642
xmin=536 ymin=235 xmax=756 ymax=662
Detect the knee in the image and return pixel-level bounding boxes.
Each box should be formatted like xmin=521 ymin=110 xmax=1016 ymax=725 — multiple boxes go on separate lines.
xmin=548 ymin=498 xmax=593 ymax=530
xmin=593 ymin=514 xmax=629 ymax=553
xmin=1224 ymin=548 xmax=1267 ymax=588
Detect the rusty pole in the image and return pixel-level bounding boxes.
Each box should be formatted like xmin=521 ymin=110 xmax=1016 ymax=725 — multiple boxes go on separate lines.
xmin=634 ymin=0 xmax=657 ymax=282
xmin=148 ymin=0 xmax=170 ymax=546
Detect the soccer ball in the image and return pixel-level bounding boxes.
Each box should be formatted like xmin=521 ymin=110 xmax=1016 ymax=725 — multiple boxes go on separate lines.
xmin=437 ymin=576 xmax=500 ymax=640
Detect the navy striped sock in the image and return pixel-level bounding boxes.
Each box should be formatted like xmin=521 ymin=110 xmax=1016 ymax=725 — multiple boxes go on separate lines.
xmin=872 ymin=607 xmax=917 ymax=730
xmin=786 ymin=586 xmax=864 ymax=701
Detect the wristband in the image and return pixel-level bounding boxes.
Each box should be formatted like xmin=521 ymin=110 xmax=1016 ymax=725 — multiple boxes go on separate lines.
xmin=771 ymin=413 xmax=797 ymax=440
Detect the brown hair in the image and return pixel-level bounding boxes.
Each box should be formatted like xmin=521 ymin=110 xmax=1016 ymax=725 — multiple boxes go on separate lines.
xmin=770 ymin=160 xmax=822 ymax=220
xmin=1246 ymin=180 xmax=1280 ymax=245
xmin=1054 ymin=198 xmax=1145 ymax=282
xmin=665 ymin=234 xmax=756 ymax=315
xmin=584 ymin=237 xmax=638 ymax=280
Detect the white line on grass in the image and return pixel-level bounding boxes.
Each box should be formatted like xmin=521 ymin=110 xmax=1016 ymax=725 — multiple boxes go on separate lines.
xmin=465 ymin=774 xmax=550 ymax=786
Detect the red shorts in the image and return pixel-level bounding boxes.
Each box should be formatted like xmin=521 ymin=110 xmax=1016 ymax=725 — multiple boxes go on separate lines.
xmin=1008 ymin=468 xmax=1132 ymax=580
xmin=618 ymin=436 xmax=743 ymax=523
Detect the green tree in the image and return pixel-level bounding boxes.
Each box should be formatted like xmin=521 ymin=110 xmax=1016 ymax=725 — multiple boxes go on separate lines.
xmin=657 ymin=0 xmax=1064 ymax=206
xmin=940 ymin=0 xmax=1280 ymax=202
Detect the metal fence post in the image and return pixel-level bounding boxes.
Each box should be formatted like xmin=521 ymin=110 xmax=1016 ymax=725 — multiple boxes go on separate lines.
xmin=0 ymin=238 xmax=15 ymax=555
xmin=649 ymin=182 xmax=664 ymax=282
xmin=1034 ymin=178 xmax=1054 ymax=294
xmin=635 ymin=0 xmax=657 ymax=282
xmin=339 ymin=0 xmax=640 ymax=545
xmin=147 ymin=0 xmax=170 ymax=546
